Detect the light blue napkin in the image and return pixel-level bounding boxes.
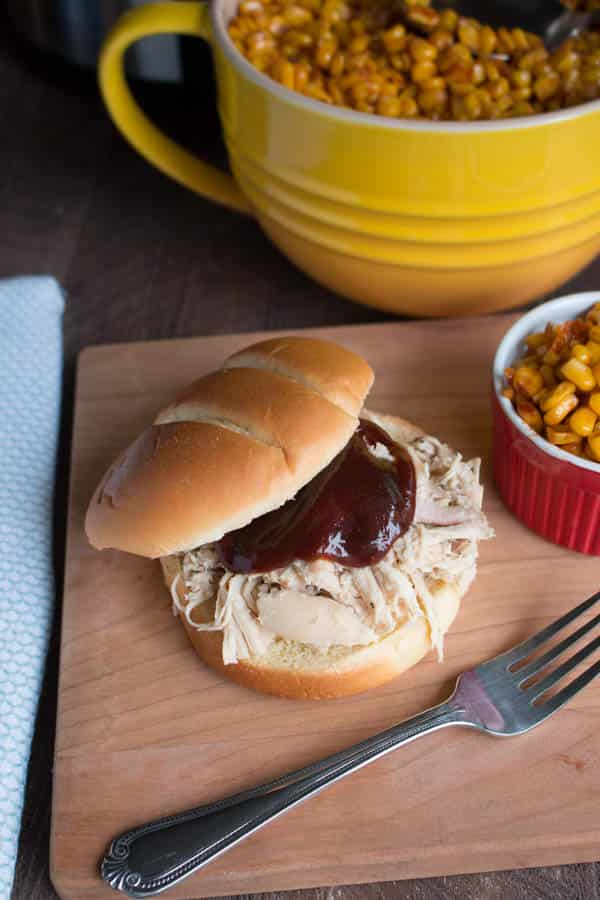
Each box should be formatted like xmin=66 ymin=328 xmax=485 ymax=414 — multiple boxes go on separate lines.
xmin=0 ymin=277 xmax=64 ymax=899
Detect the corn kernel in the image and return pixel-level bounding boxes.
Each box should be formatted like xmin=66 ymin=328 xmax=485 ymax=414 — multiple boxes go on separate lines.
xmin=572 ymin=343 xmax=592 ymax=364
xmin=534 ymin=72 xmax=560 ymax=101
xmin=418 ymin=86 xmax=448 ymax=112
xmin=502 ymin=386 xmax=515 ymax=401
xmin=511 ymin=69 xmax=532 ymax=90
xmin=592 ymin=362 xmax=600 ymax=386
xmin=513 ymin=365 xmax=544 ymax=397
xmin=546 ymin=426 xmax=581 ymax=446
xmin=533 ymin=388 xmax=550 ymax=407
xmin=525 ymin=331 xmax=548 ymax=349
xmin=587 ymin=433 xmax=600 ymax=461
xmin=294 ymin=64 xmax=310 ymax=90
xmin=376 ymin=95 xmax=401 ymax=116
xmin=515 ymin=354 xmax=539 ymax=367
xmin=439 ymin=8 xmax=459 ymax=32
xmin=540 ymin=364 xmax=557 ymax=388
xmin=586 ymin=341 xmax=600 ymax=365
xmin=563 ymin=442 xmax=583 ymax=456
xmin=490 ymin=77 xmax=510 ymax=99
xmin=589 ymin=391 xmax=600 ymax=416
xmin=316 ymin=36 xmax=337 ymax=68
xmin=497 ymin=26 xmax=514 ymax=51
xmin=463 ymin=90 xmax=484 ymax=118
xmin=570 ymin=406 xmax=598 ymax=437
xmin=553 ymin=46 xmax=579 ymax=74
xmin=247 ymin=30 xmax=276 ymax=53
xmin=590 ymin=325 xmax=600 ymax=343
xmin=412 ymin=60 xmax=437 ymax=83
xmin=541 ymin=380 xmax=576 ymax=412
xmin=330 ymin=51 xmax=345 ymax=76
xmin=586 ymin=306 xmax=600 ymax=324
xmin=516 ymin=396 xmax=543 ymax=433
xmin=458 ymin=20 xmax=480 ymax=52
xmin=409 ymin=37 xmax=438 ymax=61
xmin=277 ymin=59 xmax=296 ymax=88
xmin=519 ymin=47 xmax=549 ymax=71
xmin=239 ymin=0 xmax=263 ymax=14
xmin=561 ymin=357 xmax=596 ymax=392
xmin=543 ymin=348 xmax=561 ymax=366
xmin=544 ymin=393 xmax=579 ymax=426
xmin=406 ymin=5 xmax=440 ymax=30
xmin=397 ymin=94 xmax=418 ymax=117
xmin=479 ymin=25 xmax=497 ymax=56
xmin=472 ymin=61 xmax=485 ymax=84
xmin=383 ymin=24 xmax=407 ymax=53
xmin=283 ymin=4 xmax=312 ymax=26
xmin=430 ymin=27 xmax=453 ymax=51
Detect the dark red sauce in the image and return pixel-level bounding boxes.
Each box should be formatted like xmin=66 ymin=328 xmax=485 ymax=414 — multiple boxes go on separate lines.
xmin=216 ymin=420 xmax=416 ymax=573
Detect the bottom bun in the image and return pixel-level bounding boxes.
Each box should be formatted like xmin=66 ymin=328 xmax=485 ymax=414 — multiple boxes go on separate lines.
xmin=160 ymin=556 xmax=462 ymax=700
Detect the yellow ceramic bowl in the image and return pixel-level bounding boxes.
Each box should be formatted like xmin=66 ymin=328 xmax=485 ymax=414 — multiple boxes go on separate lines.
xmin=99 ymin=1 xmax=600 ymax=316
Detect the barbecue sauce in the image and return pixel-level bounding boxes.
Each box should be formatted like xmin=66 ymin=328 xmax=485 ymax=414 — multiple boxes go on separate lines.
xmin=216 ymin=420 xmax=416 ymax=574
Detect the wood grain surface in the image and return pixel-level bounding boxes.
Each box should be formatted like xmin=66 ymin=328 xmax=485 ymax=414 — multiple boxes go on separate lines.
xmin=2 ymin=6 xmax=600 ymax=899
xmin=52 ymin=319 xmax=600 ymax=899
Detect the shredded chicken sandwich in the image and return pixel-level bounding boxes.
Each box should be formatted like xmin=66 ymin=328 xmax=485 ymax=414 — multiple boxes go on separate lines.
xmin=171 ymin=430 xmax=493 ymax=666
xmin=86 ymin=335 xmax=494 ymax=699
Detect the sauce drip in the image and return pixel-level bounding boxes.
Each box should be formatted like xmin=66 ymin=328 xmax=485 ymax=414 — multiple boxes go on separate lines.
xmin=216 ymin=420 xmax=416 ymax=574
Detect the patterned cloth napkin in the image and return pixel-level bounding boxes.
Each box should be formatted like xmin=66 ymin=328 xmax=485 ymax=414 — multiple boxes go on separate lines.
xmin=0 ymin=277 xmax=64 ymax=899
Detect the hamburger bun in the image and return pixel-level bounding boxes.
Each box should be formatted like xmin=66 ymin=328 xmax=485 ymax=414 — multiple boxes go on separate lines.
xmin=85 ymin=337 xmax=373 ymax=558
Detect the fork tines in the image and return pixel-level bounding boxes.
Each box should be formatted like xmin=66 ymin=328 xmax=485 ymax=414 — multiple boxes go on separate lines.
xmin=496 ymin=590 xmax=600 ymax=711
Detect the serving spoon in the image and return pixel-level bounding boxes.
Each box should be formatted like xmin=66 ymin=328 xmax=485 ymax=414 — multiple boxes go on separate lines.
xmin=424 ymin=1 xmax=600 ymax=52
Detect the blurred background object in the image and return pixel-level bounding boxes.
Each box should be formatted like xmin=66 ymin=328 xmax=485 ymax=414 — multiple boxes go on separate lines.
xmin=5 ymin=0 xmax=190 ymax=81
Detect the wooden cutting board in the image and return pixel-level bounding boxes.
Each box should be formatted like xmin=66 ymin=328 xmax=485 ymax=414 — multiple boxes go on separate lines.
xmin=51 ymin=318 xmax=600 ymax=900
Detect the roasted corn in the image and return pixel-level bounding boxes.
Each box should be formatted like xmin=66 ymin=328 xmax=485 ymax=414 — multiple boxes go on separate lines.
xmin=504 ymin=301 xmax=600 ymax=461
xmin=228 ymin=0 xmax=600 ymax=120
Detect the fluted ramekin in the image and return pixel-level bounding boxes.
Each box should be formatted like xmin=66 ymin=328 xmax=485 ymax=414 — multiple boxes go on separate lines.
xmin=493 ymin=291 xmax=600 ymax=555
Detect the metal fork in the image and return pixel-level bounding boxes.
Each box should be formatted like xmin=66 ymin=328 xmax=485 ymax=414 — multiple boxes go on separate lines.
xmin=101 ymin=591 xmax=600 ymax=898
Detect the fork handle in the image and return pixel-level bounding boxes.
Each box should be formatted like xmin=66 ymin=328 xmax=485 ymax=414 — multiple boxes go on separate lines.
xmin=101 ymin=699 xmax=465 ymax=897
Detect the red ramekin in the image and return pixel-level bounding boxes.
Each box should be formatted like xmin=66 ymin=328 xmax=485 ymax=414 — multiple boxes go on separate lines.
xmin=493 ymin=291 xmax=600 ymax=556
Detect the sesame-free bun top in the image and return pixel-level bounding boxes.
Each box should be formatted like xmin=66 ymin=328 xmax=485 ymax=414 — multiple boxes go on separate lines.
xmin=85 ymin=337 xmax=374 ymax=558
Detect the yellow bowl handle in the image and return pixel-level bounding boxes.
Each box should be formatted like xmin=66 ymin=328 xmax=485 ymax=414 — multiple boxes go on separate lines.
xmin=98 ymin=1 xmax=250 ymax=213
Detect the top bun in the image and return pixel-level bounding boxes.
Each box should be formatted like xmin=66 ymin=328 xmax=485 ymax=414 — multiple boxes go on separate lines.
xmin=85 ymin=337 xmax=374 ymax=558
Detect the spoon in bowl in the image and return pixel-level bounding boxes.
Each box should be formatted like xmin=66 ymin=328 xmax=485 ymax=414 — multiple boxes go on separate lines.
xmin=408 ymin=0 xmax=600 ymax=52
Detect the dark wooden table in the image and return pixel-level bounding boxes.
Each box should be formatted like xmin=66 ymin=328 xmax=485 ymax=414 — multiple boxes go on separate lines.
xmin=2 ymin=9 xmax=600 ymax=899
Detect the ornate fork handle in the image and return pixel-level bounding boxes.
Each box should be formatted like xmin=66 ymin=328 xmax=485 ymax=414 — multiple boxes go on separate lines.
xmin=101 ymin=699 xmax=466 ymax=897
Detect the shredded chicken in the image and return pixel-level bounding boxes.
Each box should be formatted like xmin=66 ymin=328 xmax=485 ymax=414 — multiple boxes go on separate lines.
xmin=172 ymin=433 xmax=493 ymax=665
